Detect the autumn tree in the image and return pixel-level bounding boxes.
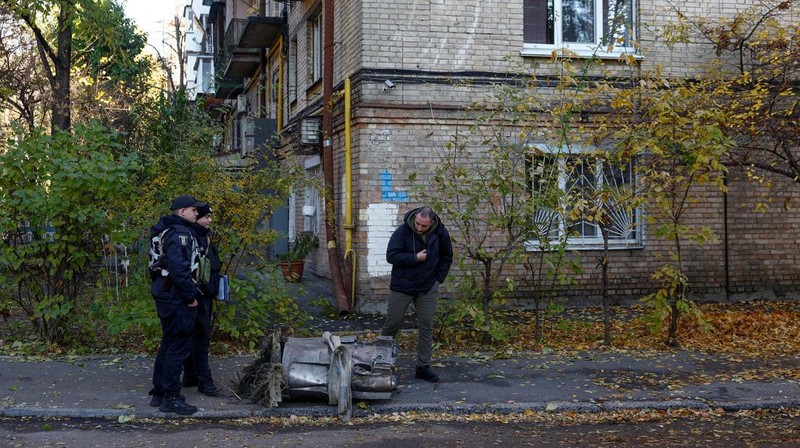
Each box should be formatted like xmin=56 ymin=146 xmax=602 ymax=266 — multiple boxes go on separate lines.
xmin=0 ymin=11 xmax=48 ymax=133
xmin=0 ymin=0 xmax=148 ymax=134
xmin=0 ymin=0 xmax=76 ymax=133
xmin=665 ymin=1 xmax=800 ymax=191
xmin=415 ymin=127 xmax=530 ymax=341
xmin=594 ymin=70 xmax=732 ymax=346
xmin=70 ymin=0 xmax=151 ymax=132
xmin=416 ymin=77 xmax=588 ymax=343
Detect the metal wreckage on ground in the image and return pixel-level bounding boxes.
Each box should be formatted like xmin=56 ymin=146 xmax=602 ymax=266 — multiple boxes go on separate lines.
xmin=235 ymin=331 xmax=397 ymax=420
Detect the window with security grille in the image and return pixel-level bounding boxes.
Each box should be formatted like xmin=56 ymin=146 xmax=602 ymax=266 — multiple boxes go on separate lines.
xmin=530 ymin=151 xmax=642 ymax=249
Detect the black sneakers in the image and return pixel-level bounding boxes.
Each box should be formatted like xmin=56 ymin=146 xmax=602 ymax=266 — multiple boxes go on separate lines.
xmin=198 ymin=380 xmax=221 ymax=397
xmin=149 ymin=392 xmax=162 ymax=407
xmin=158 ymin=394 xmax=198 ymax=415
xmin=415 ymin=365 xmax=440 ymax=382
xmin=149 ymin=390 xmax=186 ymax=407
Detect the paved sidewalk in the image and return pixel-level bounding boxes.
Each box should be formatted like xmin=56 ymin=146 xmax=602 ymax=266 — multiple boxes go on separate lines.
xmin=1 ymin=348 xmax=798 ymax=420
xmin=2 ymin=276 xmax=798 ymax=420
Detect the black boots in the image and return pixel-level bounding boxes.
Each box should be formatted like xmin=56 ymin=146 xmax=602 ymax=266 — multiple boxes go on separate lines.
xmin=158 ymin=393 xmax=198 ymax=415
xmin=148 ymin=389 xmax=163 ymax=407
xmin=183 ymin=374 xmax=220 ymax=397
xmin=198 ymin=378 xmax=220 ymax=397
xmin=415 ymin=365 xmax=440 ymax=382
xmin=149 ymin=389 xmax=186 ymax=407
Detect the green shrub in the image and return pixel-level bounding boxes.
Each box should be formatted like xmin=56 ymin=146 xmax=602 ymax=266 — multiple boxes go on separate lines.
xmin=0 ymin=122 xmax=139 ymax=345
xmin=213 ymin=267 xmax=310 ymax=349
xmin=88 ymin=264 xmax=161 ymax=350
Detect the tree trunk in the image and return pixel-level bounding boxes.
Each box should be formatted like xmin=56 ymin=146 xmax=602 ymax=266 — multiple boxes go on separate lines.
xmin=601 ymin=227 xmax=612 ymax=346
xmin=51 ymin=0 xmax=73 ymax=133
xmin=532 ymin=254 xmax=545 ymax=344
xmin=667 ymin=233 xmax=684 ymax=347
xmin=481 ymin=259 xmax=492 ymax=316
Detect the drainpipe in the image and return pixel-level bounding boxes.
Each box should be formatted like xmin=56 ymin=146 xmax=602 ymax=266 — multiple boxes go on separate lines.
xmin=343 ymin=77 xmax=356 ymax=309
xmin=322 ymin=0 xmax=350 ymax=315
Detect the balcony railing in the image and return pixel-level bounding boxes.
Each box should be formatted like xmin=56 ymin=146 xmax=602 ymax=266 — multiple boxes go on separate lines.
xmin=215 ymin=19 xmax=260 ymax=79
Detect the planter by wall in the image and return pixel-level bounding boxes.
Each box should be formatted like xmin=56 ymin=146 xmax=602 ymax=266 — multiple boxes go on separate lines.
xmin=279 ymin=261 xmax=305 ymax=283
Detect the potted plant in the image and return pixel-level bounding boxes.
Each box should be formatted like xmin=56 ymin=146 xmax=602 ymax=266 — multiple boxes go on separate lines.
xmin=277 ymin=232 xmax=319 ymax=282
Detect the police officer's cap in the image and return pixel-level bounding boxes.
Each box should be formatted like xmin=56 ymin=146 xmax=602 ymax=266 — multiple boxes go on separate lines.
xmin=170 ymin=195 xmax=206 ymax=210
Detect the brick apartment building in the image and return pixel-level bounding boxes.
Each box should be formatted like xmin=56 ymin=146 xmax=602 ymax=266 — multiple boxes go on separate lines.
xmin=194 ymin=0 xmax=800 ymax=313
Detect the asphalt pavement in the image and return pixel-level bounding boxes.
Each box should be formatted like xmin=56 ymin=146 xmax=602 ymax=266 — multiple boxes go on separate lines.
xmin=0 ymin=275 xmax=798 ymax=420
xmin=0 ymin=348 xmax=798 ymax=420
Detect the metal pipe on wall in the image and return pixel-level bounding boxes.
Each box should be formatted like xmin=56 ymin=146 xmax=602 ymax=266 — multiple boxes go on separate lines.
xmin=343 ymin=77 xmax=357 ymax=309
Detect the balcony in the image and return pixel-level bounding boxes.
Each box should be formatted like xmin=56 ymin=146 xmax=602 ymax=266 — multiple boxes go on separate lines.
xmin=220 ymin=18 xmax=260 ymax=78
xmin=238 ymin=15 xmax=285 ymax=48
xmin=217 ymin=14 xmax=285 ymax=78
xmin=214 ymin=12 xmax=286 ymax=99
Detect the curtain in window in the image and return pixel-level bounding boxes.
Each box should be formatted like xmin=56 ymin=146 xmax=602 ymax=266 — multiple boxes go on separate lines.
xmin=523 ymin=0 xmax=554 ymax=44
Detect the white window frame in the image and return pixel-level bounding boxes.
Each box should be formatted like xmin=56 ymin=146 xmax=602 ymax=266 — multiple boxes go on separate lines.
xmin=529 ymin=145 xmax=643 ymax=250
xmin=521 ymin=0 xmax=639 ymax=59
xmin=309 ymin=12 xmax=322 ymax=84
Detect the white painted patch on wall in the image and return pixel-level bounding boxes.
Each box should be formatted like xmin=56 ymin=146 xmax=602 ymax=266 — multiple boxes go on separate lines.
xmin=365 ymin=203 xmax=399 ymax=277
xmin=455 ymin=3 xmax=481 ymax=66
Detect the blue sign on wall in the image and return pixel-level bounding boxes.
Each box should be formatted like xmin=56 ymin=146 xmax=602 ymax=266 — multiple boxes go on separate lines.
xmin=380 ymin=169 xmax=409 ymax=202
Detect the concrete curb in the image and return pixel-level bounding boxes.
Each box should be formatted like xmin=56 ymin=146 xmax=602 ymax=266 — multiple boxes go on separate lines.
xmin=3 ymin=399 xmax=799 ymax=420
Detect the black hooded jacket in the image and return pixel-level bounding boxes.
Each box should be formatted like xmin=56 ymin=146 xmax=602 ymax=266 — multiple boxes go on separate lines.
xmin=386 ymin=207 xmax=453 ymax=296
xmin=150 ymin=214 xmax=199 ymax=305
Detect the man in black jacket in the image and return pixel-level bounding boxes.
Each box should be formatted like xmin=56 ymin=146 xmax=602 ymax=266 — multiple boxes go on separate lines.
xmin=381 ymin=206 xmax=453 ymax=382
xmin=182 ymin=203 xmax=222 ymax=397
xmin=148 ymin=194 xmax=205 ymax=415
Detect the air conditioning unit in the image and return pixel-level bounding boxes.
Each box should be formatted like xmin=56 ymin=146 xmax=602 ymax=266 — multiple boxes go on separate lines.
xmin=236 ymin=94 xmax=248 ymax=114
xmin=299 ymin=117 xmax=321 ymax=145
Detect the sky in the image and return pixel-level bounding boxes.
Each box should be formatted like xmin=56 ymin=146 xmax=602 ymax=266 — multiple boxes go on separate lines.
xmin=122 ymin=0 xmax=183 ymax=55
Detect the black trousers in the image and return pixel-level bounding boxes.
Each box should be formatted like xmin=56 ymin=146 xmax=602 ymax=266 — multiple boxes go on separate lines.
xmin=183 ymin=296 xmax=213 ymax=382
xmin=152 ymin=301 xmax=197 ymax=395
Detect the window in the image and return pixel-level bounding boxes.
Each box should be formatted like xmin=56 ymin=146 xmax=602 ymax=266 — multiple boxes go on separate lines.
xmin=200 ymin=59 xmax=213 ymax=92
xmin=304 ymin=157 xmax=322 ymax=236
xmin=309 ymin=12 xmax=322 ymax=84
xmin=529 ymin=149 xmax=641 ymax=249
xmin=185 ymin=8 xmax=194 ymax=31
xmin=270 ymin=66 xmax=279 ymax=117
xmin=204 ymin=16 xmax=214 ymax=54
xmin=523 ymin=0 xmax=635 ymax=58
xmin=288 ymin=38 xmax=297 ymax=103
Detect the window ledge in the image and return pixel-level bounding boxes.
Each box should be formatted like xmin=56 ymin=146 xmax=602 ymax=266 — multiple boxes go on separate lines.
xmin=526 ymin=241 xmax=644 ymax=252
xmin=520 ymin=46 xmax=643 ymax=61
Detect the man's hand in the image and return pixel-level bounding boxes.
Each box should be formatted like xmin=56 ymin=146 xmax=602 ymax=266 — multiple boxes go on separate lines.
xmin=188 ymin=299 xmax=198 ymax=307
xmin=416 ymin=249 xmax=428 ymax=262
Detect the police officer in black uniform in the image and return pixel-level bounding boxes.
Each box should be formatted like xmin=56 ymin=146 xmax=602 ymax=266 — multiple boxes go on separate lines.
xmin=148 ymin=195 xmax=205 ymax=415
xmin=182 ymin=203 xmax=222 ymax=397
